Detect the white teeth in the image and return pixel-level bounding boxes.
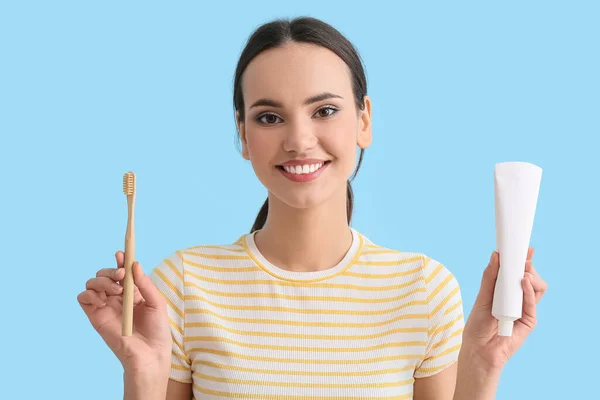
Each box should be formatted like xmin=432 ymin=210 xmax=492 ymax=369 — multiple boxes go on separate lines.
xmin=283 ymin=163 xmax=324 ymax=174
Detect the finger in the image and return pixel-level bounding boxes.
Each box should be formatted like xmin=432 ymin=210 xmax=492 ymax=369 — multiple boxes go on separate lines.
xmin=524 ymin=260 xmax=537 ymax=277
xmin=77 ymin=290 xmax=107 ymax=308
xmin=112 ymin=265 xmax=144 ymax=305
xmin=524 ymin=261 xmax=546 ymax=290
xmin=474 ymin=251 xmax=499 ymax=307
xmin=526 ymin=247 xmax=535 ymax=261
xmin=524 ymin=259 xmax=542 ymax=276
xmin=96 ymin=267 xmax=126 ymax=281
xmin=132 ymin=262 xmax=165 ymax=310
xmin=519 ymin=274 xmax=537 ymax=330
xmin=525 ymin=262 xmax=548 ymax=293
xmin=524 ymin=269 xmax=548 ymax=303
xmin=115 ymin=250 xmax=124 ymax=269
xmin=86 ymin=277 xmax=124 ymax=295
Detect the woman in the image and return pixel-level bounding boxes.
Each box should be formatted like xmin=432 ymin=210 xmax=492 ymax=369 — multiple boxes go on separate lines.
xmin=78 ymin=17 xmax=547 ymax=400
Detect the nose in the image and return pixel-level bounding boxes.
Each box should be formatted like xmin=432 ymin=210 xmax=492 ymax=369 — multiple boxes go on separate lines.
xmin=282 ymin=118 xmax=318 ymax=154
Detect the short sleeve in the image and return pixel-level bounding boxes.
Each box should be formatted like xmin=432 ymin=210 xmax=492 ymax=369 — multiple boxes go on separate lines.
xmin=148 ymin=251 xmax=192 ymax=383
xmin=414 ymin=255 xmax=465 ymax=378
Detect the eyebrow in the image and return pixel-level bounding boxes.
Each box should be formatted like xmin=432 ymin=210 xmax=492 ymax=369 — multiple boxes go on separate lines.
xmin=249 ymin=92 xmax=343 ymax=109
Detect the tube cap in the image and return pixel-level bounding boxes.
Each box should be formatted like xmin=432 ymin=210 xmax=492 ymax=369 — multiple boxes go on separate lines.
xmin=498 ymin=319 xmax=514 ymax=336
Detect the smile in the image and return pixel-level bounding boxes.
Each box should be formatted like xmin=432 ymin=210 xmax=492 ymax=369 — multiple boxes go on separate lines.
xmin=276 ymin=161 xmax=331 ymax=182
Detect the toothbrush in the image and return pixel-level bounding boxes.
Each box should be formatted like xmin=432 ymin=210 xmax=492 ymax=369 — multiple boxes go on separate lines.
xmin=122 ymin=171 xmax=136 ymax=336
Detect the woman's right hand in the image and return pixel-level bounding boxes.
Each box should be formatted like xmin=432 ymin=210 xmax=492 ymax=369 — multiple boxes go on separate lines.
xmin=77 ymin=251 xmax=172 ymax=375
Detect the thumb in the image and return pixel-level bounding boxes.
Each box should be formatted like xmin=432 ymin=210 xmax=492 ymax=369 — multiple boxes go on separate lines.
xmin=133 ymin=262 xmax=165 ymax=310
xmin=473 ymin=251 xmax=500 ymax=308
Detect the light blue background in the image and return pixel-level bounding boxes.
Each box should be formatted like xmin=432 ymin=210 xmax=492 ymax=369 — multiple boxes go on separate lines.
xmin=1 ymin=1 xmax=597 ymax=398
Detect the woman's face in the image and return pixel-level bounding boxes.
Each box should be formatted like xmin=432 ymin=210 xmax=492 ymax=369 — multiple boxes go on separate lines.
xmin=238 ymin=42 xmax=372 ymax=211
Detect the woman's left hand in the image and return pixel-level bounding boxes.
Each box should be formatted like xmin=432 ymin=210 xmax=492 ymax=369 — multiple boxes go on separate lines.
xmin=461 ymin=247 xmax=548 ymax=371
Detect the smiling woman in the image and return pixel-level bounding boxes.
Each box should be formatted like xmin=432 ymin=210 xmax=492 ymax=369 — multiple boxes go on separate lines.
xmin=78 ymin=15 xmax=548 ymax=400
xmin=233 ymin=20 xmax=371 ymax=233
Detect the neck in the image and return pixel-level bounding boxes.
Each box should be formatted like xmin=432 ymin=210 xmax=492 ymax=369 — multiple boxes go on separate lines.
xmin=253 ymin=186 xmax=353 ymax=273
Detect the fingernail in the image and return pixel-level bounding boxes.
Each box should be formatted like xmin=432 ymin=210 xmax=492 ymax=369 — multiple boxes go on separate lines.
xmin=491 ymin=251 xmax=498 ymax=263
xmin=113 ymin=284 xmax=123 ymax=293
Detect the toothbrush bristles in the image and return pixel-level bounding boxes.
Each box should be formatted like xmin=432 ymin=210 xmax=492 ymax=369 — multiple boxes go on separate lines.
xmin=123 ymin=172 xmax=135 ymax=195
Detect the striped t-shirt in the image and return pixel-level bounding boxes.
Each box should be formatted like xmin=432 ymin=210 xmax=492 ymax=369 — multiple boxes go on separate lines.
xmin=149 ymin=228 xmax=464 ymax=399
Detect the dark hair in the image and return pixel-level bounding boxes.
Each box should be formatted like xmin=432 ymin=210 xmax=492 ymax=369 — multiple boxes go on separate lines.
xmin=233 ymin=17 xmax=367 ymax=233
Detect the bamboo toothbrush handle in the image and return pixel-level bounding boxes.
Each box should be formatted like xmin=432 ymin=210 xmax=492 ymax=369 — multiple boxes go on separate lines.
xmin=122 ymin=195 xmax=135 ymax=336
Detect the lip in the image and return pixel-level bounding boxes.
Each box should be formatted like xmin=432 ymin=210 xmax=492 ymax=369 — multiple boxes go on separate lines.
xmin=277 ymin=160 xmax=331 ymax=183
xmin=279 ymin=158 xmax=328 ymax=166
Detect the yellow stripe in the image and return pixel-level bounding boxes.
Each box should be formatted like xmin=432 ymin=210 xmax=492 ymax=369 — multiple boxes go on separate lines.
xmin=185 ymin=334 xmax=426 ymax=352
xmin=164 ymin=258 xmax=184 ymax=282
xmin=445 ymin=300 xmax=463 ymax=316
xmin=188 ymin=245 xmax=245 ymax=252
xmin=342 ymin=265 xmax=424 ymax=279
xmin=427 ymin=274 xmax=454 ymax=303
xmin=361 ymin=249 xmax=402 ymax=255
xmin=172 ymin=336 xmax=187 ymax=357
xmin=188 ymin=347 xmax=421 ymax=365
xmin=161 ymin=295 xmax=184 ymax=320
xmin=185 ymin=269 xmax=425 ymax=292
xmin=364 ymin=243 xmax=384 ymax=249
xmin=194 ymin=371 xmax=414 ymax=389
xmin=153 ymin=268 xmax=184 ymax=302
xmin=169 ymin=316 xmax=184 ymax=336
xmin=429 ymin=286 xmax=459 ymax=318
xmin=171 ymin=350 xmax=189 ymax=365
xmin=183 ymin=258 xmax=261 ymax=273
xmin=427 ymin=343 xmax=462 ymax=361
xmin=184 ymin=251 xmax=251 ymax=260
xmin=432 ymin=314 xmax=464 ymax=337
xmin=425 ymin=263 xmax=443 ymax=284
xmin=184 ymin=321 xmax=427 ymax=340
xmin=422 ymin=255 xmax=431 ymax=269
xmin=192 ymin=359 xmax=416 ymax=376
xmin=185 ymin=280 xmax=425 ymax=304
xmin=185 ymin=291 xmax=426 ymax=315
xmin=432 ymin=327 xmax=464 ymax=349
xmin=416 ymin=361 xmax=457 ymax=375
xmin=171 ymin=364 xmax=190 ymax=371
xmin=193 ymin=384 xmax=412 ymax=400
xmin=355 ymin=255 xmax=422 ymax=266
xmin=183 ymin=307 xmax=427 ymax=328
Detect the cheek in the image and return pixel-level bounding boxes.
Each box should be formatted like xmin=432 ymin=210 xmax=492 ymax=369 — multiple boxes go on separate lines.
xmin=319 ymin=118 xmax=358 ymax=159
xmin=246 ymin=130 xmax=279 ymax=164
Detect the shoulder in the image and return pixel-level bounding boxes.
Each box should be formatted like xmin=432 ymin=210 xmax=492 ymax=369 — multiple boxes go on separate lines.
xmin=161 ymin=234 xmax=250 ymax=262
xmin=149 ymin=235 xmax=251 ymax=280
xmin=357 ymin=230 xmax=424 ymax=267
xmin=421 ymin=254 xmax=459 ymax=288
xmin=357 ymin=231 xmax=460 ymax=289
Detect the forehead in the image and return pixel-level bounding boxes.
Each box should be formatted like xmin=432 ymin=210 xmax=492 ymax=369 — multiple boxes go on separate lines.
xmin=241 ymin=42 xmax=353 ymax=105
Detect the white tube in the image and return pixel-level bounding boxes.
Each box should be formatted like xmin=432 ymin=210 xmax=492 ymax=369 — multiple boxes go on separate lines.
xmin=492 ymin=161 xmax=542 ymax=336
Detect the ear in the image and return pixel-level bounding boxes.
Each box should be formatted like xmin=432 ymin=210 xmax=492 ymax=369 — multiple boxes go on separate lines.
xmin=357 ymin=95 xmax=372 ymax=149
xmin=236 ymin=110 xmax=250 ymax=160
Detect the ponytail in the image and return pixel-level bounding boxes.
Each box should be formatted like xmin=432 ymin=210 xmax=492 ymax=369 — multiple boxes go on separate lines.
xmin=250 ymin=199 xmax=269 ymax=233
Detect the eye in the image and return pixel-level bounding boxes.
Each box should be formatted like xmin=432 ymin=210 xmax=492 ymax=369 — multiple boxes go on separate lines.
xmin=314 ymin=106 xmax=339 ymax=118
xmin=256 ymin=112 xmax=283 ymax=125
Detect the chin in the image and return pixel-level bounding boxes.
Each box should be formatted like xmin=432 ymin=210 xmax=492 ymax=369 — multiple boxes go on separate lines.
xmin=273 ymin=190 xmax=331 ymax=210
xmin=270 ymin=178 xmax=346 ymax=211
